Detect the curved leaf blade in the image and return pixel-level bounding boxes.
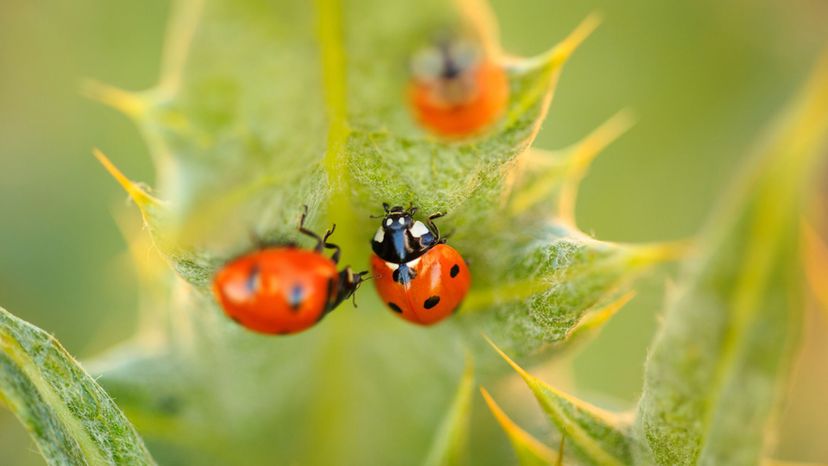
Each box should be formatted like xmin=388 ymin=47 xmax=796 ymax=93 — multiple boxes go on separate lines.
xmin=634 ymin=51 xmax=828 ymax=466
xmin=480 ymin=387 xmax=559 ymax=466
xmin=0 ymin=307 xmax=155 ymax=465
xmin=486 ymin=336 xmax=634 ymax=466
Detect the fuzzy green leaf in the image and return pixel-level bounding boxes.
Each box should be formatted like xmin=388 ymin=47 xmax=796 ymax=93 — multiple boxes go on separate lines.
xmin=85 ymin=0 xmax=680 ymax=463
xmin=86 ymin=0 xmax=669 ymax=357
xmin=487 ymin=337 xmax=634 ymax=466
xmin=634 ymin=52 xmax=828 ymax=466
xmin=0 ymin=307 xmax=155 ymax=465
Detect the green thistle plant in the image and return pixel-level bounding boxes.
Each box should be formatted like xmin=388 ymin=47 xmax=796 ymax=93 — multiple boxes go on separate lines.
xmin=2 ymin=0 xmax=827 ymax=465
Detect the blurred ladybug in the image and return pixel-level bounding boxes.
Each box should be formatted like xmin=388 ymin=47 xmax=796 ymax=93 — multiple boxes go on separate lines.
xmin=213 ymin=207 xmax=367 ymax=335
xmin=409 ymin=38 xmax=508 ymax=137
xmin=370 ymin=203 xmax=471 ymax=325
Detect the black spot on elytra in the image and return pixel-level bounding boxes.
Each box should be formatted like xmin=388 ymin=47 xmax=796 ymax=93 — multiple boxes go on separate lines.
xmin=388 ymin=302 xmax=403 ymax=313
xmin=288 ymin=284 xmax=305 ymax=311
xmin=246 ymin=264 xmax=260 ymax=294
xmin=424 ymin=296 xmax=440 ymax=309
xmin=450 ymin=264 xmax=460 ymax=278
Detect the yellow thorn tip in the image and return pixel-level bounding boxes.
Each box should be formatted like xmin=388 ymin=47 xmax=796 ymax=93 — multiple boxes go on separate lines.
xmin=551 ymin=12 xmax=602 ymax=63
xmin=569 ymin=291 xmax=636 ymax=339
xmin=480 ymin=387 xmax=559 ymax=464
xmin=81 ymin=80 xmax=147 ymax=118
xmin=482 ymin=334 xmax=534 ymax=383
xmin=93 ymin=148 xmax=160 ymax=210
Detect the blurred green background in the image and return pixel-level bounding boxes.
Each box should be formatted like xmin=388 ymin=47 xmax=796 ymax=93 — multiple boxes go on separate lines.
xmin=1 ymin=0 xmax=826 ymax=464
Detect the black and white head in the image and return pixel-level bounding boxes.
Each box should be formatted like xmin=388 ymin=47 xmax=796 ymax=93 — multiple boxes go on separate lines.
xmin=371 ymin=204 xmax=438 ymax=264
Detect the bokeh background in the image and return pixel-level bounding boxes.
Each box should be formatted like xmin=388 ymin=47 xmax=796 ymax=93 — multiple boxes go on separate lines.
xmin=1 ymin=0 xmax=826 ymax=464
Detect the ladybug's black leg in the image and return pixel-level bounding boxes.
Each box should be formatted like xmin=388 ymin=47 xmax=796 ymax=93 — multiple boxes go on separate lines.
xmin=321 ymin=225 xmax=342 ymax=263
xmin=427 ymin=211 xmax=446 ymax=242
xmin=298 ymin=206 xmax=325 ymax=252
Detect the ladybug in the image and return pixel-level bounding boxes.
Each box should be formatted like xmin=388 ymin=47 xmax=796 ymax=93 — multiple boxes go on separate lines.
xmin=213 ymin=207 xmax=367 ymax=335
xmin=370 ymin=203 xmax=471 ymax=325
xmin=408 ymin=38 xmax=509 ymax=137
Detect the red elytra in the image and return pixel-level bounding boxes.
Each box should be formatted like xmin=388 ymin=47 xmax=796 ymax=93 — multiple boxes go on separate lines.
xmin=371 ymin=244 xmax=471 ymax=326
xmin=213 ymin=208 xmax=365 ymax=335
xmin=409 ymin=59 xmax=508 ymax=137
xmin=213 ymin=248 xmax=341 ymax=335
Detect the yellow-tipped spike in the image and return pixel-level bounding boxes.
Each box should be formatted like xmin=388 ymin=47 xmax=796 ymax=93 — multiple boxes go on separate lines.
xmin=480 ymin=387 xmax=558 ymax=465
xmin=625 ymin=238 xmax=695 ymax=269
xmin=93 ymin=149 xmax=163 ymax=220
xmin=483 ymin=334 xmax=534 ymax=381
xmin=557 ymin=110 xmax=636 ymax=225
xmin=566 ymin=291 xmax=635 ymax=342
xmin=483 ymin=335 xmax=630 ymax=466
xmin=81 ymin=80 xmax=148 ymax=118
xmin=548 ymin=12 xmax=602 ymax=66
xmin=506 ymin=13 xmax=601 ymax=129
xmin=509 ymin=111 xmax=634 ymax=219
xmin=508 ymin=12 xmax=603 ymax=70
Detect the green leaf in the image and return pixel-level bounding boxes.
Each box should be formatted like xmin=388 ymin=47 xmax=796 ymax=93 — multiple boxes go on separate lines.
xmin=462 ymin=230 xmax=680 ymax=356
xmin=83 ymin=0 xmax=680 ymax=463
xmin=0 ymin=307 xmax=155 ymax=465
xmin=480 ymin=387 xmax=560 ymax=466
xmin=422 ymin=355 xmax=475 ymax=466
xmin=453 ymin=112 xmax=683 ymax=356
xmin=487 ymin=336 xmax=634 ymax=466
xmin=634 ymin=52 xmax=828 ymax=466
xmin=87 ymin=0 xmax=602 ymax=285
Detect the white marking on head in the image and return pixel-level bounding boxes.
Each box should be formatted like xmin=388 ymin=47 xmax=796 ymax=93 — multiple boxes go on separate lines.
xmin=384 ymin=262 xmax=399 ymax=271
xmin=407 ymin=257 xmax=421 ymax=268
xmin=398 ymin=217 xmax=406 ymax=225
xmin=386 ymin=218 xmax=393 ymax=226
xmin=373 ymin=227 xmax=385 ymax=243
xmin=409 ymin=221 xmax=430 ymax=238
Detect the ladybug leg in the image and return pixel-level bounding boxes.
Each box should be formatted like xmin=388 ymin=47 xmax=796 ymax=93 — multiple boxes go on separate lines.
xmin=298 ymin=205 xmax=325 ymax=251
xmin=331 ymin=268 xmax=370 ymax=309
xmin=427 ymin=211 xmax=446 ymax=242
xmin=321 ymin=225 xmax=342 ymax=263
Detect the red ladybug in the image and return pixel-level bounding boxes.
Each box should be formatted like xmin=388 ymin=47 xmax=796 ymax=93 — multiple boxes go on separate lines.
xmin=370 ymin=204 xmax=471 ymax=325
xmin=409 ymin=38 xmax=508 ymax=137
xmin=213 ymin=208 xmax=367 ymax=335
